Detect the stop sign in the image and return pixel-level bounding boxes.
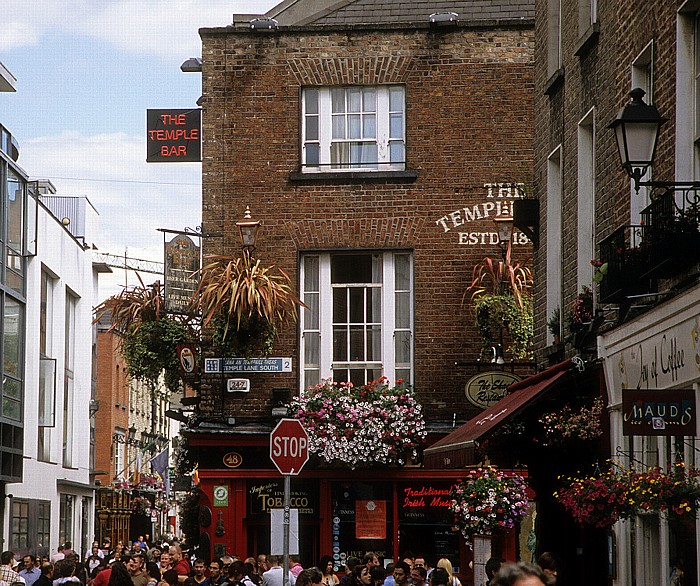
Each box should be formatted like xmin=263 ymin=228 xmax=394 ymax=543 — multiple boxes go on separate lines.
xmin=270 ymin=418 xmax=309 ymax=475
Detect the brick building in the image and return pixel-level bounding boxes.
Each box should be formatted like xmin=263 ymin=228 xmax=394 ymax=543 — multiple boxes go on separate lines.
xmin=187 ymin=0 xmax=535 ymax=576
xmin=533 ymin=0 xmax=700 ymax=583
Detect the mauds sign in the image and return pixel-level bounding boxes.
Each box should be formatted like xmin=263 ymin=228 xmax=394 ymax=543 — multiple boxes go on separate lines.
xmin=622 ymin=389 xmax=696 ymax=436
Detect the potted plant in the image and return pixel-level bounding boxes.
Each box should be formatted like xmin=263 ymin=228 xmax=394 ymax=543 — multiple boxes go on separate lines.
xmin=547 ymin=307 xmax=561 ymax=343
xmin=449 ymin=466 xmax=530 ymax=541
xmin=537 ymin=397 xmax=604 ymax=448
xmin=191 ymin=254 xmax=303 ymax=358
xmin=288 ymin=377 xmax=427 ymax=468
xmin=464 ymin=255 xmax=533 ymax=360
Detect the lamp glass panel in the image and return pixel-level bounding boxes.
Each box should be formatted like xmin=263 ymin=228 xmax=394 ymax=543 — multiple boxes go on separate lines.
xmin=620 ymin=121 xmax=658 ymax=164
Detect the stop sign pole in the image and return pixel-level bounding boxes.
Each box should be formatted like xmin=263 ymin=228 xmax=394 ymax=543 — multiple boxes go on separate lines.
xmin=270 ymin=419 xmax=309 ymax=586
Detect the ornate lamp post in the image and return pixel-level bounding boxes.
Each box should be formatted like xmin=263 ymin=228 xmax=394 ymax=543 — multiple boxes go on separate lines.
xmin=235 ymin=206 xmax=261 ymax=255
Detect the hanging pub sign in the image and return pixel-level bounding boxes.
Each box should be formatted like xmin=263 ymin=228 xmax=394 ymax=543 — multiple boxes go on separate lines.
xmin=464 ymin=371 xmax=521 ymax=409
xmin=176 ymin=343 xmax=199 ymax=381
xmin=164 ymin=234 xmax=200 ymax=313
xmin=622 ymin=388 xmax=696 ymax=436
xmin=147 ymin=108 xmax=201 ymax=162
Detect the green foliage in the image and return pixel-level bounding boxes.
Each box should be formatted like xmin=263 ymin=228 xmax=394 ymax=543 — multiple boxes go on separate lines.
xmin=121 ymin=317 xmax=192 ymax=391
xmin=173 ymin=434 xmax=197 ymax=477
xmin=212 ymin=313 xmax=275 ymax=359
xmin=475 ymin=293 xmax=533 ymax=359
xmin=179 ymin=486 xmax=200 ymax=549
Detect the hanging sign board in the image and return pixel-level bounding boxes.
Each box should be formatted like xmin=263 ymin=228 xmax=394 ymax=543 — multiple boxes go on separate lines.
xmin=147 ymin=108 xmax=202 ymax=162
xmin=164 ymin=234 xmax=200 ymax=313
xmin=464 ymin=371 xmax=521 ymax=409
xmin=622 ymin=389 xmax=696 ymax=436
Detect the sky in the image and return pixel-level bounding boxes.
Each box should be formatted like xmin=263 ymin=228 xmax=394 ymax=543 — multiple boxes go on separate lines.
xmin=0 ymin=0 xmax=277 ymax=299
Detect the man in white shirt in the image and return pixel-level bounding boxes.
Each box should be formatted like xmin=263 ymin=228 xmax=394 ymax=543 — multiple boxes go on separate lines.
xmin=262 ymin=557 xmax=296 ymax=586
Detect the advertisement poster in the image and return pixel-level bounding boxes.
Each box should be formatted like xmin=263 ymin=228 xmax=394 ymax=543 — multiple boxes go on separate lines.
xmin=356 ymin=500 xmax=386 ymax=539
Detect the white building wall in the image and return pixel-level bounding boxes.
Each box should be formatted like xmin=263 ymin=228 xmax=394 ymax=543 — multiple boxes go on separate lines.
xmin=6 ymin=195 xmax=101 ymax=558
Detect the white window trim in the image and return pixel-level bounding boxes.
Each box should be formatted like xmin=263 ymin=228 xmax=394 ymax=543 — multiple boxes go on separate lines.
xmin=299 ymin=251 xmax=413 ymax=392
xmin=577 ymin=107 xmax=595 ymax=292
xmin=302 ymin=86 xmax=405 ymax=173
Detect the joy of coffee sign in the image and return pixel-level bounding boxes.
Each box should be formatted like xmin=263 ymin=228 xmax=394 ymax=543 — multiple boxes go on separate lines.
xmin=464 ymin=371 xmax=520 ymax=409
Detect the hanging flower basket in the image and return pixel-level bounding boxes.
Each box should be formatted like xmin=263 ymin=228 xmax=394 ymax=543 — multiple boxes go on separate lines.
xmin=132 ymin=496 xmax=152 ymax=515
xmin=537 ymin=397 xmax=604 ymax=448
xmin=449 ymin=466 xmax=530 ymax=540
xmin=289 ymin=377 xmax=427 ymax=468
xmin=556 ymin=461 xmax=700 ymax=527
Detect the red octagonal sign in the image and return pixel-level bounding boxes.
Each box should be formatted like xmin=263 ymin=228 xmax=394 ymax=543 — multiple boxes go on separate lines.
xmin=270 ymin=418 xmax=309 ymax=475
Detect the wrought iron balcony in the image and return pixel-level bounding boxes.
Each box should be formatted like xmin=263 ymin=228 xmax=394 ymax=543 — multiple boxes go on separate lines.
xmin=599 ymin=187 xmax=700 ymax=304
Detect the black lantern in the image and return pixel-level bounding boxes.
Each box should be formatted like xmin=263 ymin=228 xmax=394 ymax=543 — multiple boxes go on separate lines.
xmin=493 ymin=214 xmax=514 ymax=261
xmin=236 ymin=206 xmax=261 ymax=252
xmin=608 ymin=88 xmax=668 ymax=190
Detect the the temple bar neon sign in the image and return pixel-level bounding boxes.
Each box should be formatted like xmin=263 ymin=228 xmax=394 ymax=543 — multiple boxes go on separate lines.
xmin=147 ymin=108 xmax=201 ymax=162
xmin=622 ymin=389 xmax=696 ymax=436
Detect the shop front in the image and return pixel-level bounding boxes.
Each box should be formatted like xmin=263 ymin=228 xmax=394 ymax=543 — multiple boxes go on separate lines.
xmin=189 ymin=431 xmax=483 ymax=582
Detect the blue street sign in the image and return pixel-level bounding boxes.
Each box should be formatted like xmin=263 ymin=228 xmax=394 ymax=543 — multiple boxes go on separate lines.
xmin=204 ymin=357 xmax=292 ymax=373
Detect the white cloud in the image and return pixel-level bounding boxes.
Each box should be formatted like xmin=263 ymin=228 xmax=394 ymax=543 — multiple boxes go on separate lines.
xmin=2 ymin=0 xmax=279 ymax=58
xmin=20 ymin=130 xmax=201 ymax=299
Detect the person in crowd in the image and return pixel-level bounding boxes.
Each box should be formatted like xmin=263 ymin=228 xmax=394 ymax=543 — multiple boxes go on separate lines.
xmin=428 ymin=568 xmax=448 ymax=586
xmin=294 ymin=569 xmax=322 ymax=586
xmin=145 ymin=563 xmax=161 ymax=586
xmin=485 ymin=559 xmax=504 ymax=586
xmin=242 ymin=561 xmax=258 ymax=586
xmin=534 ymin=553 xmax=558 ymax=586
xmin=130 ymin=545 xmax=143 ymax=558
xmin=491 ymin=563 xmax=546 ymax=586
xmin=52 ymin=549 xmax=65 ymax=565
xmin=289 ymin=558 xmax=302 ymax=581
xmin=35 ymin=563 xmax=53 ymax=586
xmin=168 ymin=547 xmax=190 ymax=583
xmin=254 ymin=557 xmax=267 ymax=585
xmin=382 ymin=564 xmax=395 ymax=586
xmin=63 ymin=546 xmax=76 ymax=560
xmin=125 ymin=555 xmax=148 ymax=586
xmin=101 ymin=540 xmax=112 ymax=561
xmin=106 ymin=563 xmax=132 ymax=586
xmin=161 ymin=571 xmax=179 ymax=586
xmin=207 ymin=561 xmax=224 ymax=586
xmin=361 ymin=556 xmax=379 ymax=571
xmin=88 ymin=545 xmax=104 ymax=562
xmin=68 ymin=554 xmax=88 ymax=586
xmin=53 ymin=559 xmax=80 ymax=586
xmin=261 ymin=556 xmax=295 ymax=586
xmin=88 ymin=561 xmax=107 ymax=585
xmin=413 ymin=559 xmax=430 ymax=579
xmin=410 ymin=566 xmax=426 ymax=586
xmin=20 ymin=555 xmax=40 ymax=586
xmin=350 ymin=565 xmax=371 ymax=586
xmin=369 ymin=567 xmax=384 ymax=586
xmin=318 ymin=557 xmax=337 ymax=586
xmin=392 ymin=563 xmax=410 ymax=586
xmin=227 ymin=561 xmax=249 ymax=586
xmin=184 ymin=560 xmax=208 ymax=586
xmin=0 ymin=551 xmax=21 ymax=585
xmin=339 ymin=559 xmax=360 ymax=586
xmin=435 ymin=560 xmax=460 ymax=586
xmin=86 ymin=551 xmax=102 ymax=577
xmin=158 ymin=553 xmax=171 ymax=575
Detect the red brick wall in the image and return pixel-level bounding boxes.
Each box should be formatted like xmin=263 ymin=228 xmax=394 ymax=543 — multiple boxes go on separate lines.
xmin=200 ymin=23 xmax=534 ymax=424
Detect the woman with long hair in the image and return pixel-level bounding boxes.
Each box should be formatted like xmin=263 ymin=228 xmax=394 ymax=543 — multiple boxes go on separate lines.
xmin=107 ymin=563 xmax=133 ymax=586
xmin=350 ymin=565 xmax=371 ymax=586
xmin=435 ymin=559 xmax=461 ymax=586
xmin=318 ymin=556 xmax=339 ymax=586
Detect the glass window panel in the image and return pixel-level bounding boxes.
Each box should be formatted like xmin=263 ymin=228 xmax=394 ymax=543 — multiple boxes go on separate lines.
xmin=304 ymin=256 xmax=319 ymax=290
xmin=348 ymin=114 xmax=361 ymax=139
xmin=390 ymin=86 xmax=404 ymax=112
xmin=3 ymin=398 xmax=21 ymax=421
xmin=390 ymin=142 xmax=405 ymax=164
xmin=395 ymin=254 xmax=411 ymax=290
xmin=349 ymin=288 xmax=364 ymax=323
xmin=390 ymin=113 xmax=403 ymax=139
xmin=333 ymin=369 xmax=349 ymax=384
xmin=303 ymin=293 xmax=319 ymax=329
xmin=333 ymin=288 xmax=347 ymax=322
xmin=331 ymin=142 xmax=350 ymax=167
xmin=331 ymin=88 xmax=345 ymax=113
xmin=305 ymin=88 xmax=319 ymax=114
xmin=363 ymin=114 xmax=376 ymax=138
xmin=395 ymin=331 xmax=411 ymax=364
xmin=350 ymin=143 xmax=377 ymax=167
xmin=4 ymin=298 xmax=21 ymax=376
xmin=305 ymin=116 xmax=319 ymax=140
xmin=305 ymin=144 xmax=319 ymax=167
xmin=347 ymin=88 xmax=361 ymax=112
xmin=332 ymin=255 xmax=374 ymax=283
xmin=304 ymin=369 xmax=320 ymax=390
xmin=332 ymin=115 xmax=345 ymax=139
xmin=304 ymin=332 xmax=320 ymax=368
xmin=349 ymin=326 xmax=365 ymax=360
xmin=333 ymin=328 xmax=348 ymax=361
xmin=349 ymin=369 xmax=366 ymax=387
xmin=7 ymin=169 xmax=23 ymax=254
xmin=363 ymin=88 xmax=376 ymax=112
xmin=368 ymin=325 xmax=382 ymax=360
xmin=4 ymin=377 xmax=20 ymax=399
xmin=395 ymin=291 xmax=411 ymax=328
xmin=370 ymin=288 xmax=381 ymax=322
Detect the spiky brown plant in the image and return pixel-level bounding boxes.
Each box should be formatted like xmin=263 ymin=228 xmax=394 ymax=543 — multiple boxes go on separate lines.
xmin=463 ymin=254 xmax=533 ymax=310
xmin=190 ymin=254 xmax=303 ymax=340
xmin=93 ymin=273 xmax=165 ymax=332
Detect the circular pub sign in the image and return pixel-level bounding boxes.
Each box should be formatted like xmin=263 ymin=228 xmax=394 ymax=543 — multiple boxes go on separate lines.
xmin=464 ymin=371 xmax=521 ymax=409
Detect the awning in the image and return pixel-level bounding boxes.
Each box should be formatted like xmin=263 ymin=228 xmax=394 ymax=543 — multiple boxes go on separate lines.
xmin=423 ymin=358 xmax=574 ymax=468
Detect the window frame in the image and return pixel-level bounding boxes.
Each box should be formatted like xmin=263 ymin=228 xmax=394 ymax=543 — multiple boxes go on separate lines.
xmin=301 ymin=85 xmax=406 ymax=173
xmin=299 ymin=250 xmax=414 ymax=392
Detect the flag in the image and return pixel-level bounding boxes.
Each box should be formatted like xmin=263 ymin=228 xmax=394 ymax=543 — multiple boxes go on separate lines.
xmin=150 ymin=447 xmax=170 ymax=498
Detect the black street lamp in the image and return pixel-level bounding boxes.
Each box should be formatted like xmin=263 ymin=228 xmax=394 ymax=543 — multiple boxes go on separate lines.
xmin=493 ymin=214 xmax=514 ymax=261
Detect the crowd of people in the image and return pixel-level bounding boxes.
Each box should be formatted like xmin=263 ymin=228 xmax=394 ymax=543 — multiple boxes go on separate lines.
xmin=0 ymin=539 xmax=560 ymax=586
